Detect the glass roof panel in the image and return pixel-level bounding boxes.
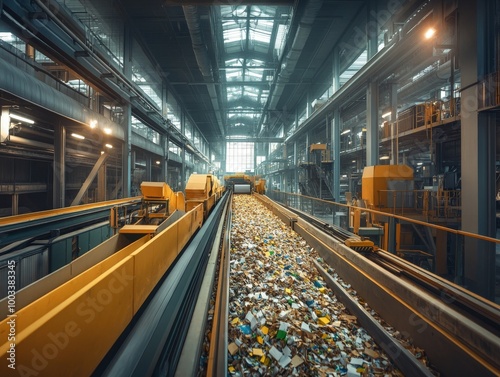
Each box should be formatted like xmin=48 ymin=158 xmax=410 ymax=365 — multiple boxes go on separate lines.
xmin=219 ymin=4 xmax=292 ymax=136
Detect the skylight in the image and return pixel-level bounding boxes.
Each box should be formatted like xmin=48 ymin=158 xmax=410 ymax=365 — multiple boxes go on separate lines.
xmin=219 ymin=4 xmax=292 ymax=142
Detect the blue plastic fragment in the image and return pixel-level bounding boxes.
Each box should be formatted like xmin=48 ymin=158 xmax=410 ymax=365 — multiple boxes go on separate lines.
xmin=239 ymin=324 xmax=252 ymax=335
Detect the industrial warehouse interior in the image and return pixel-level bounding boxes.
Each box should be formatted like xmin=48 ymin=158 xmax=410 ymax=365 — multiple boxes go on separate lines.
xmin=0 ymin=0 xmax=499 ymax=376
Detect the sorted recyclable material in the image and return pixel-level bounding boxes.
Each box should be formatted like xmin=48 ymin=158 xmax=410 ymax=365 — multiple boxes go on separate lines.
xmin=227 ymin=195 xmax=407 ymax=376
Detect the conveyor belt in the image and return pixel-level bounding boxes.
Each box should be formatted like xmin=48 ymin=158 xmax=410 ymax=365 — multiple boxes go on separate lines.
xmin=0 ymin=197 xmax=141 ymax=250
xmin=281 ymin=201 xmax=500 ymax=336
xmin=246 ymin=194 xmax=500 ymax=377
xmin=96 ymin=192 xmax=230 ymax=376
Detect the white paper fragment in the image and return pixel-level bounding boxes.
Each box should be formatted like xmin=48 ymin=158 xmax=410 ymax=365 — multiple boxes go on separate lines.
xmin=269 ymin=346 xmax=283 ymax=361
xmin=279 ymin=355 xmax=292 ymax=368
xmin=245 ymin=311 xmax=257 ymax=329
xmin=279 ymin=322 xmax=289 ymax=331
xmin=283 ymin=346 xmax=292 ymax=357
xmin=301 ymin=322 xmax=311 ymax=333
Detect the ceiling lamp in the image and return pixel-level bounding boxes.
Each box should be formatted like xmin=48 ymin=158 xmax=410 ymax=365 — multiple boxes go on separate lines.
xmin=9 ymin=113 xmax=34 ymax=124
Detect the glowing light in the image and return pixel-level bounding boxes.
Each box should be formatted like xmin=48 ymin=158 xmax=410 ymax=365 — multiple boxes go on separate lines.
xmin=71 ymin=133 xmax=85 ymax=140
xmin=90 ymin=120 xmax=97 ymax=129
xmin=104 ymin=128 xmax=112 ymax=135
xmin=105 ymin=143 xmax=113 ymax=149
xmin=9 ymin=113 xmax=34 ymax=124
xmin=425 ymin=27 xmax=436 ymax=39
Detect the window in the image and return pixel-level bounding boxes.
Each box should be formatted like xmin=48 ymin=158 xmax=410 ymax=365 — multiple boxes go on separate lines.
xmin=226 ymin=142 xmax=254 ymax=173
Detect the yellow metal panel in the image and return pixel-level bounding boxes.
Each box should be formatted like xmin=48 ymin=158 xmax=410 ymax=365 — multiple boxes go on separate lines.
xmin=310 ymin=143 xmax=327 ymax=152
xmin=131 ymin=223 xmax=179 ymax=313
xmin=362 ymin=165 xmax=413 ymax=207
xmin=0 ymin=237 xmax=146 ymax=331
xmin=140 ymin=181 xmax=172 ymax=200
xmin=185 ymin=174 xmax=209 ymax=200
xmin=186 ymin=200 xmax=204 ymax=213
xmin=119 ymin=225 xmax=158 ymax=234
xmin=175 ymin=192 xmax=185 ymax=211
xmin=177 ymin=212 xmax=194 ymax=255
xmin=0 ymin=258 xmax=135 ymax=377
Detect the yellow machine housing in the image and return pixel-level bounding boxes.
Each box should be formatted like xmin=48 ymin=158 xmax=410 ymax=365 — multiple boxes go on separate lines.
xmin=362 ymin=165 xmax=414 ymax=208
xmin=224 ymin=173 xmax=254 ymax=194
xmin=185 ymin=174 xmax=221 ymax=218
xmin=120 ymin=182 xmax=185 ymax=234
xmin=255 ymin=178 xmax=266 ymax=194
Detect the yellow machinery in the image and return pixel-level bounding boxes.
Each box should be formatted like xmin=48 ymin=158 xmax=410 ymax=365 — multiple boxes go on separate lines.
xmin=119 ymin=182 xmax=186 ymax=235
xmin=185 ymin=174 xmax=222 ymax=218
xmin=359 ymin=165 xmax=440 ymax=270
xmin=362 ymin=164 xmax=414 ymax=209
xmin=224 ymin=173 xmax=254 ymax=194
xmin=309 ymin=143 xmax=332 ymax=163
xmin=255 ymin=178 xmax=266 ymax=194
xmin=0 ymin=179 xmax=206 ymax=376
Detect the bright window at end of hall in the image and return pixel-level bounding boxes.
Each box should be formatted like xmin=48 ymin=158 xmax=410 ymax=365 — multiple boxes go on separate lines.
xmin=226 ymin=142 xmax=254 ymax=173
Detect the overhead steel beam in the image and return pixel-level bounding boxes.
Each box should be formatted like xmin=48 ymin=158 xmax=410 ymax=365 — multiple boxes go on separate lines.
xmin=225 ymin=137 xmax=284 ymax=143
xmin=166 ymin=0 xmax=293 ymax=5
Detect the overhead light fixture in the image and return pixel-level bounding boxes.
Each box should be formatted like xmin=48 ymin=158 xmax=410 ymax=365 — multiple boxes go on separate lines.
xmin=90 ymin=120 xmax=97 ymax=129
xmin=71 ymin=133 xmax=85 ymax=140
xmin=341 ymin=129 xmax=350 ymax=135
xmin=105 ymin=143 xmax=113 ymax=149
xmin=380 ymin=155 xmax=390 ymax=160
xmin=425 ymin=27 xmax=436 ymax=40
xmin=9 ymin=113 xmax=34 ymax=124
xmin=155 ymin=160 xmax=160 ymax=165
xmin=417 ymin=162 xmax=423 ymax=166
xmin=103 ymin=127 xmax=112 ymax=135
xmin=352 ymin=160 xmax=356 ymax=163
xmin=382 ymin=111 xmax=391 ymax=118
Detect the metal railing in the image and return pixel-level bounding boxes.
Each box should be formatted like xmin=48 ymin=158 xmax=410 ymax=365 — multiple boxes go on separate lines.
xmin=267 ymin=190 xmax=499 ymax=303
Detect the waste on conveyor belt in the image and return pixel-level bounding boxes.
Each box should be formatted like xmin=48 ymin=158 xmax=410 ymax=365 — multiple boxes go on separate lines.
xmin=226 ymin=195 xmax=408 ymax=376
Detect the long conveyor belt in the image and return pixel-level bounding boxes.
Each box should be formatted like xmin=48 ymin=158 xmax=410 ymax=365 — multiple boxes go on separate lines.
xmin=1 ymin=192 xmax=498 ymax=376
xmin=95 ymin=192 xmax=230 ymax=376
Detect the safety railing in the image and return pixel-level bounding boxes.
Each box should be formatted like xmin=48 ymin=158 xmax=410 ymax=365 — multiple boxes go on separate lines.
xmin=375 ymin=189 xmax=462 ymax=220
xmin=267 ymin=190 xmax=499 ymax=303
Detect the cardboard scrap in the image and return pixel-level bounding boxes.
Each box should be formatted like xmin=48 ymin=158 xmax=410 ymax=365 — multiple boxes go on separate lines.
xmin=228 ymin=342 xmax=239 ymax=355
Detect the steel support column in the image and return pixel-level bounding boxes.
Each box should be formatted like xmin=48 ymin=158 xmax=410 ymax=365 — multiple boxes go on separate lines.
xmin=53 ymin=123 xmax=65 ymax=208
xmin=11 ymin=193 xmax=18 ymax=216
xmin=122 ymin=104 xmax=132 ymax=198
xmin=294 ymin=141 xmax=298 ymax=193
xmin=366 ymin=81 xmax=379 ymax=166
xmin=97 ymin=163 xmax=106 ymax=202
xmin=459 ymin=0 xmax=496 ymax=299
xmin=162 ymin=134 xmax=168 ymax=183
xmin=390 ymin=83 xmax=398 ymax=164
xmin=332 ymin=109 xmax=340 ymax=203
xmin=122 ymin=22 xmax=133 ymax=198
xmin=367 ymin=0 xmax=378 ymax=59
